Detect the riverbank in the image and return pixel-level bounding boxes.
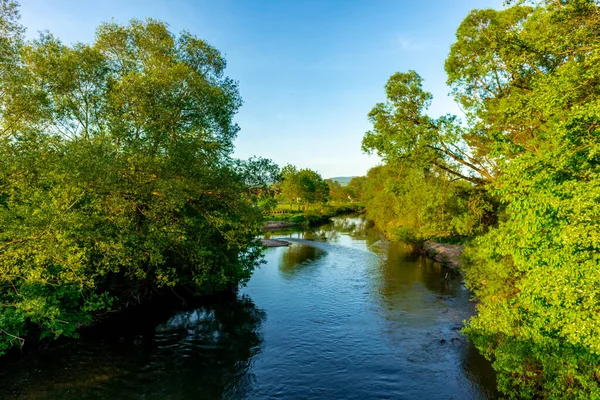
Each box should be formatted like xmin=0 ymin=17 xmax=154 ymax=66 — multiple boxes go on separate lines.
xmin=423 ymin=241 xmax=464 ymax=269
xmin=266 ymin=203 xmax=365 ymax=227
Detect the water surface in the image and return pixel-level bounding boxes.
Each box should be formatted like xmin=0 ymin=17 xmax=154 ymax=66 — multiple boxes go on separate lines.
xmin=0 ymin=216 xmax=497 ymax=399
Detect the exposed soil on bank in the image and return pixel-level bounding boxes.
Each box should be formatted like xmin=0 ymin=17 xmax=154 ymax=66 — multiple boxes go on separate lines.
xmin=423 ymin=241 xmax=464 ymax=269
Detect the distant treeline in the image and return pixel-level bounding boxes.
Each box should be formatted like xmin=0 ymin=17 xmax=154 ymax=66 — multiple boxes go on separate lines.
xmin=275 ymin=165 xmax=364 ymax=210
xmin=260 ymin=164 xmax=364 ymax=226
xmin=358 ymin=0 xmax=600 ymax=398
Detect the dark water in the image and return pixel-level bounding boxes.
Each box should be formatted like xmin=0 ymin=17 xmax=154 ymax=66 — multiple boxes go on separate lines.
xmin=0 ymin=216 xmax=497 ymax=399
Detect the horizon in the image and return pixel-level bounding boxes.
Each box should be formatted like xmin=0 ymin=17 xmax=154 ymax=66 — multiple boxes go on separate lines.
xmin=18 ymin=0 xmax=503 ymax=177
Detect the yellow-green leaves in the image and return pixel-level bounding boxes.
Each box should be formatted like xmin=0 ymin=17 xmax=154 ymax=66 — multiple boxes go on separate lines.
xmin=0 ymin=8 xmax=269 ymax=356
xmin=363 ymin=0 xmax=600 ymax=397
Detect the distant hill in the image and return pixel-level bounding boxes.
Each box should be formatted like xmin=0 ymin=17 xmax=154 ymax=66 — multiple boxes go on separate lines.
xmin=328 ymin=176 xmax=355 ymax=186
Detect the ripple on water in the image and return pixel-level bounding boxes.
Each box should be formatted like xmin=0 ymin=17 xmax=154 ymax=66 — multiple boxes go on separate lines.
xmin=0 ymin=216 xmax=497 ymax=400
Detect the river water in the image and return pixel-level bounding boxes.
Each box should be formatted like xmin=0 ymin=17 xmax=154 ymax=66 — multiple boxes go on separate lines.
xmin=0 ymin=216 xmax=497 ymax=399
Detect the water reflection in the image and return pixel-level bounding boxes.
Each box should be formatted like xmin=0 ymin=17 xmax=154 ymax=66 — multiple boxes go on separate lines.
xmin=0 ymin=215 xmax=498 ymax=400
xmin=370 ymin=244 xmax=451 ymax=304
xmin=262 ymin=215 xmax=497 ymax=398
xmin=461 ymin=337 xmax=499 ymax=399
xmin=348 ymin=217 xmax=498 ymax=398
xmin=0 ymin=295 xmax=265 ymax=400
xmin=279 ymin=243 xmax=326 ymax=278
xmin=325 ymin=217 xmax=368 ymax=238
xmin=270 ymin=216 xmax=373 ymax=245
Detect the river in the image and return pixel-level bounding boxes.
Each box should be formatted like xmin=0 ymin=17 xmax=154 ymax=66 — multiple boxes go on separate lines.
xmin=0 ymin=215 xmax=497 ymax=399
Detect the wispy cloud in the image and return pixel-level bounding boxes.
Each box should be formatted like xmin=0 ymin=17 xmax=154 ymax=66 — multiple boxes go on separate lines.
xmin=396 ymin=35 xmax=426 ymax=51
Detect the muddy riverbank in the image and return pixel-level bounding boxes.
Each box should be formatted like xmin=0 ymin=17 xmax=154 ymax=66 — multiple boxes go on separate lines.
xmin=423 ymin=241 xmax=464 ymax=268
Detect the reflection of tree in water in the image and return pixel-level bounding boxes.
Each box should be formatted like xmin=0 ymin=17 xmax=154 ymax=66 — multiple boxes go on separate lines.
xmin=279 ymin=244 xmax=326 ymax=278
xmin=327 ymin=216 xmax=365 ymax=234
xmin=266 ymin=216 xmax=374 ymax=244
xmin=305 ymin=216 xmax=372 ymax=243
xmin=149 ymin=295 xmax=265 ymax=399
xmin=460 ymin=340 xmax=499 ymax=399
xmin=331 ymin=216 xmax=366 ymax=235
xmin=367 ymin=232 xmax=465 ymax=307
xmin=0 ymin=295 xmax=265 ymax=400
xmin=329 ymin=216 xmax=383 ymax=246
xmin=367 ymin=234 xmax=498 ymax=398
xmin=369 ymin=243 xmax=440 ymax=312
xmin=301 ymin=228 xmax=339 ymax=242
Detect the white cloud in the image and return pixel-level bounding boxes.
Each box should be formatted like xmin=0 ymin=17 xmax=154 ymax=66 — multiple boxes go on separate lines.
xmin=397 ymin=35 xmax=426 ymax=51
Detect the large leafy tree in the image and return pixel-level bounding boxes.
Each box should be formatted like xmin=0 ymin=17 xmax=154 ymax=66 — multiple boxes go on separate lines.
xmin=360 ymin=62 xmax=498 ymax=244
xmin=363 ymin=0 xmax=600 ymax=397
xmin=296 ymin=169 xmax=329 ymax=209
xmin=362 ymin=70 xmax=495 ymax=185
xmin=453 ymin=1 xmax=600 ymax=398
xmin=360 ymin=68 xmax=497 ymax=242
xmin=279 ymin=164 xmax=302 ymax=210
xmin=0 ymin=4 xmax=274 ymax=355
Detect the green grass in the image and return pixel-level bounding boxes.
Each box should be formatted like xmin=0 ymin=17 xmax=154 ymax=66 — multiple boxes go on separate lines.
xmin=266 ymin=202 xmax=365 ymax=226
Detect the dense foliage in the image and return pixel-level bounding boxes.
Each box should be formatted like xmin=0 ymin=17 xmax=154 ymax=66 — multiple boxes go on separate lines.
xmin=362 ymin=0 xmax=600 ymax=397
xmin=326 ymin=176 xmax=365 ymax=204
xmin=278 ymin=165 xmax=329 ymax=210
xmin=359 ymin=164 xmax=494 ymax=245
xmin=459 ymin=1 xmax=600 ymax=397
xmin=0 ymin=1 xmax=277 ymax=355
xmin=265 ymin=167 xmax=365 ymax=227
xmin=360 ymin=70 xmax=497 ymax=243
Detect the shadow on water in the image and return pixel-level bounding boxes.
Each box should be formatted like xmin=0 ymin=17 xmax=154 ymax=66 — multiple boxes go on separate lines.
xmin=461 ymin=338 xmax=500 ymax=399
xmin=0 ymin=295 xmax=265 ymax=400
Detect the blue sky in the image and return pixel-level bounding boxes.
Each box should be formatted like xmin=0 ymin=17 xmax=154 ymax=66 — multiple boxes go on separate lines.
xmin=19 ymin=0 xmax=503 ymax=178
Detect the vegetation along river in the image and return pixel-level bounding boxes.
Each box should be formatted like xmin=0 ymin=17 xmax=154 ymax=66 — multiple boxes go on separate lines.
xmin=0 ymin=216 xmax=497 ymax=399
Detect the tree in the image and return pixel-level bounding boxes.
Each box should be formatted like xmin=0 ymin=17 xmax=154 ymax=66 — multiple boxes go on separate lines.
xmin=360 ymin=163 xmax=490 ymax=245
xmin=362 ymin=1 xmax=600 ymax=396
xmin=325 ymin=179 xmax=345 ymax=203
xmin=278 ymin=166 xmax=329 ymax=210
xmin=0 ymin=8 xmax=273 ymax=355
xmin=234 ymin=157 xmax=281 ymax=212
xmin=362 ymin=71 xmax=495 ymax=185
xmin=279 ymin=164 xmax=302 ymax=210
xmin=346 ymin=176 xmax=367 ymax=202
xmin=296 ymin=169 xmax=329 ymax=209
xmin=452 ymin=1 xmax=600 ymax=397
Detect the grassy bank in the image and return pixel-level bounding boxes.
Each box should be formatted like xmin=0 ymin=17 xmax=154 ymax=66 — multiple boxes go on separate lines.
xmin=266 ymin=203 xmax=365 ymax=227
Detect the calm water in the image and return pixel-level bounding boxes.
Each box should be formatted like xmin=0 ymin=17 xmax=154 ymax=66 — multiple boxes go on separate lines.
xmin=0 ymin=216 xmax=497 ymax=399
